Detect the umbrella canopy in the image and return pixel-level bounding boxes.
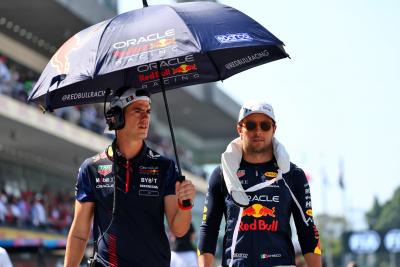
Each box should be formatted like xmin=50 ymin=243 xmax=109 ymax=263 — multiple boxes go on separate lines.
xmin=28 ymin=1 xmax=289 ymax=110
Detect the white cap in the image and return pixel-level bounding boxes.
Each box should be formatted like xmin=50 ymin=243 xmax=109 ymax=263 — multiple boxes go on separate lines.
xmin=110 ymin=88 xmax=151 ymax=109
xmin=238 ymin=100 xmax=275 ymax=123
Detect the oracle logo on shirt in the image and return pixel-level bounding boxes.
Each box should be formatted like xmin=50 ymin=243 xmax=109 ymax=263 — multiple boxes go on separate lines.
xmin=248 ymin=194 xmax=279 ymax=203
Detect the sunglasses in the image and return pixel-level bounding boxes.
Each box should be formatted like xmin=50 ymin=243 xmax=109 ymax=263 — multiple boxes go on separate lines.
xmin=242 ymin=120 xmax=274 ymax=131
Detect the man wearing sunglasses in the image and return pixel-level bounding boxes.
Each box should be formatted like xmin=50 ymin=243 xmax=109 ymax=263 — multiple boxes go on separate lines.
xmin=198 ymin=100 xmax=321 ymax=267
xmin=65 ymin=88 xmax=196 ymax=267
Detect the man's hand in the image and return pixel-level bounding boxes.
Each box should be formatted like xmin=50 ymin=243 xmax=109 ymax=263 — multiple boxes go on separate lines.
xmin=304 ymin=252 xmax=322 ymax=267
xmin=165 ymin=179 xmax=196 ymax=237
xmin=175 ymin=180 xmax=196 ymax=206
xmin=198 ymin=252 xmax=215 ymax=267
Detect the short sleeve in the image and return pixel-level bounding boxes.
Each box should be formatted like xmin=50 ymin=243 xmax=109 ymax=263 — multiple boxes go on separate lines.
xmin=163 ymin=160 xmax=179 ymax=196
xmin=75 ymin=159 xmax=95 ymax=202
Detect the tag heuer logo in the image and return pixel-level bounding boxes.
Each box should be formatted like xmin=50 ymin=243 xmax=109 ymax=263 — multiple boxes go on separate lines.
xmin=97 ymin=165 xmax=112 ymax=176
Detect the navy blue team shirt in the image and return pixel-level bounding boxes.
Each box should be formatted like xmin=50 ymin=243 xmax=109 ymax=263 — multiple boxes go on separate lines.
xmin=198 ymin=158 xmax=321 ymax=267
xmin=75 ymin=142 xmax=179 ymax=267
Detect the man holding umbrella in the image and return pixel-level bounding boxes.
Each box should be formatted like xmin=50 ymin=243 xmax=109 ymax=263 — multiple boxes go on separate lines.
xmin=64 ymin=88 xmax=195 ymax=267
xmin=198 ymin=100 xmax=321 ymax=267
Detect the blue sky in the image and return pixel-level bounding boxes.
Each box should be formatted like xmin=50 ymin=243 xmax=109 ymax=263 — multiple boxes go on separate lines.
xmin=119 ymin=0 xmax=400 ymax=229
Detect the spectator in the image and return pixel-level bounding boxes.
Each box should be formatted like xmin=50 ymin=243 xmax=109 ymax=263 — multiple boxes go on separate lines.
xmin=16 ymin=194 xmax=31 ymax=226
xmin=0 ymin=247 xmax=13 ymax=267
xmin=79 ymin=105 xmax=98 ymax=132
xmin=170 ymin=223 xmax=197 ymax=267
xmin=55 ymin=106 xmax=81 ymax=124
xmin=0 ymin=57 xmax=11 ymax=82
xmin=8 ymin=196 xmax=22 ymax=227
xmin=346 ymin=261 xmax=357 ymax=267
xmin=31 ymin=195 xmax=46 ymax=228
xmin=0 ymin=194 xmax=7 ymax=224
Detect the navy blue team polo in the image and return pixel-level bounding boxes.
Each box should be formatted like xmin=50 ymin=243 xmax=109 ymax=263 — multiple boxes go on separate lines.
xmin=76 ymin=142 xmax=179 ymax=267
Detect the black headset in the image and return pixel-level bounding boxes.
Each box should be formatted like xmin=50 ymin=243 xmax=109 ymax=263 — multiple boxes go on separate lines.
xmin=105 ymin=98 xmax=125 ymax=131
xmin=104 ymin=87 xmax=151 ymax=131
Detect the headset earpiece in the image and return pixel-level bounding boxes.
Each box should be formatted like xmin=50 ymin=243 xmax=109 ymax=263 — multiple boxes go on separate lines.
xmin=105 ymin=98 xmax=125 ymax=130
xmin=104 ymin=87 xmax=151 ymax=131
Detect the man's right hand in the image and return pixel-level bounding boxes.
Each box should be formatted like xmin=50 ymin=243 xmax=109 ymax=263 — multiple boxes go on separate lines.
xmin=198 ymin=252 xmax=214 ymax=267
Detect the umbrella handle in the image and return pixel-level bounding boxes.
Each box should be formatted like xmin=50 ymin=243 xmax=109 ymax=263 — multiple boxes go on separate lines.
xmin=142 ymin=0 xmax=148 ymax=7
xmin=179 ymin=175 xmax=192 ymax=208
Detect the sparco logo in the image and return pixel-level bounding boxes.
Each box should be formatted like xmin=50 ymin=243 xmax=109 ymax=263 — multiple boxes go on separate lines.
xmin=215 ymin=33 xmax=253 ymax=44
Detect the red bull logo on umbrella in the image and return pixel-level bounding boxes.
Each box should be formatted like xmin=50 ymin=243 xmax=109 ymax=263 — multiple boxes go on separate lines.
xmin=150 ymin=38 xmax=176 ymax=49
xmin=172 ymin=64 xmax=197 ymax=74
xmin=138 ymin=63 xmax=198 ymax=82
xmin=50 ymin=35 xmax=80 ymax=75
xmin=240 ymin=204 xmax=278 ymax=232
xmin=50 ymin=25 xmax=102 ymax=74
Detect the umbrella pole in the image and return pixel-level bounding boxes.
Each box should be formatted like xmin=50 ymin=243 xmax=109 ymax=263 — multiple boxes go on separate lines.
xmin=160 ymin=87 xmax=182 ymax=174
xmin=156 ymin=65 xmax=182 ymax=175
xmin=156 ymin=62 xmax=192 ymax=207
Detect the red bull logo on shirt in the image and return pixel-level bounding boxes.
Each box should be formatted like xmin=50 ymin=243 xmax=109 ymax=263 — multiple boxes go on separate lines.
xmin=241 ymin=204 xmax=278 ymax=232
xmin=242 ymin=204 xmax=276 ymax=218
xmin=138 ymin=166 xmax=160 ymax=175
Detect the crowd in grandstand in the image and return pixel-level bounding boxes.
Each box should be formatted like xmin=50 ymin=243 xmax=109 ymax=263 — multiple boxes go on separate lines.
xmin=0 ymin=186 xmax=74 ymax=234
xmin=0 ymin=54 xmax=206 ymax=178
